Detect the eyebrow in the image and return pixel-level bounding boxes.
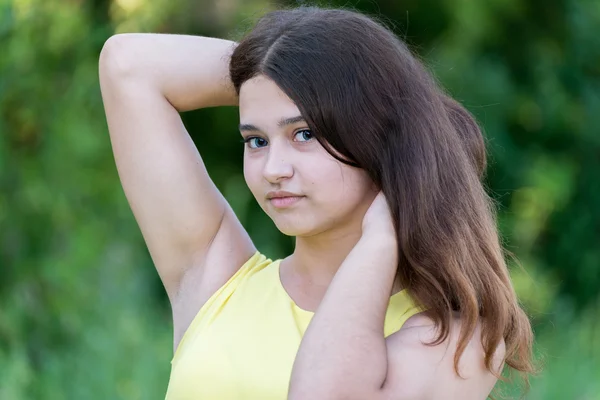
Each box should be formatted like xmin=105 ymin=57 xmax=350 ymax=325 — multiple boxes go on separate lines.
xmin=238 ymin=115 xmax=306 ymax=132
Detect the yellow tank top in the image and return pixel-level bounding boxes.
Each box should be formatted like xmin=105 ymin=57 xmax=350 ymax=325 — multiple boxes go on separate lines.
xmin=165 ymin=251 xmax=423 ymax=400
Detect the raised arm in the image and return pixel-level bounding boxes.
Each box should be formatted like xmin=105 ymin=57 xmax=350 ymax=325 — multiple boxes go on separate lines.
xmin=99 ymin=34 xmax=255 ymax=343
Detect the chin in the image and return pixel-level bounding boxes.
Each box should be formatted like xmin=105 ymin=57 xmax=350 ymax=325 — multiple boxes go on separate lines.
xmin=273 ymin=222 xmax=311 ymax=237
xmin=271 ymin=216 xmax=321 ymax=237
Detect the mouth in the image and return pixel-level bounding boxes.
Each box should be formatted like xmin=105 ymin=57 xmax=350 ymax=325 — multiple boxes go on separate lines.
xmin=269 ymin=196 xmax=305 ymax=208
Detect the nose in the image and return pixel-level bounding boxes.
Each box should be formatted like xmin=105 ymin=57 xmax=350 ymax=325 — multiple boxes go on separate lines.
xmin=262 ymin=144 xmax=294 ymax=184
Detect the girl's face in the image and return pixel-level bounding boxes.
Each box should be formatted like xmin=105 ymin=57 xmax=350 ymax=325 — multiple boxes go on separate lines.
xmin=239 ymin=75 xmax=377 ymax=237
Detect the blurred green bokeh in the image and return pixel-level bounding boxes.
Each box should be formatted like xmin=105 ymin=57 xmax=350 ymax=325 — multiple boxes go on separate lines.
xmin=1 ymin=0 xmax=598 ymax=398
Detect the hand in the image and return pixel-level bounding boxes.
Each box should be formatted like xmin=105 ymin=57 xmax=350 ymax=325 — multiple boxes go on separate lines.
xmin=361 ymin=191 xmax=396 ymax=243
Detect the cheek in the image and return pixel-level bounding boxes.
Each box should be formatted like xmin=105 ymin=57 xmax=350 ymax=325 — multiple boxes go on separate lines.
xmin=243 ymin=158 xmax=262 ymax=198
xmin=308 ymin=159 xmax=372 ymax=211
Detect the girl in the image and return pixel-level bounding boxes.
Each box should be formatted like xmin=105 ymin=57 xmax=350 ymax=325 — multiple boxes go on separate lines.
xmin=99 ymin=6 xmax=535 ymax=399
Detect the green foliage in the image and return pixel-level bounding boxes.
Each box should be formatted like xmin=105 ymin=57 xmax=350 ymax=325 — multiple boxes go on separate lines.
xmin=0 ymin=0 xmax=598 ymax=398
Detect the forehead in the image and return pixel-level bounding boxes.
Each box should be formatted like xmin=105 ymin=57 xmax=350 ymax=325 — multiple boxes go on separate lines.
xmin=238 ymin=75 xmax=301 ymax=124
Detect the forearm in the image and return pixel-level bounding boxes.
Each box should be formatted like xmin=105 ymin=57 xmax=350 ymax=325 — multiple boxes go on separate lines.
xmin=289 ymin=236 xmax=398 ymax=399
xmin=99 ymin=33 xmax=238 ymax=111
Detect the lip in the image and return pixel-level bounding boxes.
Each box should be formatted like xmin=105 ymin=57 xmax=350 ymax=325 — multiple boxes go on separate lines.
xmin=266 ymin=190 xmax=303 ymax=199
xmin=266 ymin=191 xmax=305 ymax=209
xmin=269 ymin=196 xmax=304 ymax=208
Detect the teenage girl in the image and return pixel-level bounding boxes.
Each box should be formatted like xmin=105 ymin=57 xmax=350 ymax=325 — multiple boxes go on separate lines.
xmin=99 ymin=6 xmax=535 ymax=400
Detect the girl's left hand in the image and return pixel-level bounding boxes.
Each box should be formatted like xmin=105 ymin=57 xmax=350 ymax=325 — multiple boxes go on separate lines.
xmin=361 ymin=191 xmax=396 ymax=243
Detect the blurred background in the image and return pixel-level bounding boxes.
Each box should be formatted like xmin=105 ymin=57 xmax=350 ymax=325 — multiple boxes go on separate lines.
xmin=1 ymin=0 xmax=599 ymax=398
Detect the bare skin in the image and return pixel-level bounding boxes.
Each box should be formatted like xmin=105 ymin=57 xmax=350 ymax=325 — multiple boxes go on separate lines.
xmin=99 ymin=34 xmax=256 ymax=350
xmin=239 ymin=75 xmax=381 ymax=310
xmin=100 ymin=33 xmax=504 ymax=399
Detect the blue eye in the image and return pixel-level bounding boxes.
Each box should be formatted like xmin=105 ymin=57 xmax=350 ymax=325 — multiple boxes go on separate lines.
xmin=243 ymin=137 xmax=268 ymax=149
xmin=294 ymin=129 xmax=313 ymax=142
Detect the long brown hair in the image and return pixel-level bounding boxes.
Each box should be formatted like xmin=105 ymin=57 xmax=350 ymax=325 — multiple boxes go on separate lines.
xmin=229 ymin=5 xmax=536 ymax=393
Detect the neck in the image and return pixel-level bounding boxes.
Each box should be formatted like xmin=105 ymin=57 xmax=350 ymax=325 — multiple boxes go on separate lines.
xmin=283 ymin=224 xmax=363 ymax=290
xmin=282 ymin=229 xmax=403 ymax=296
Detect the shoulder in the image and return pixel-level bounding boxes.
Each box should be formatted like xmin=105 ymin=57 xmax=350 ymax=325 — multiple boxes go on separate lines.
xmin=381 ymin=313 xmax=505 ymax=400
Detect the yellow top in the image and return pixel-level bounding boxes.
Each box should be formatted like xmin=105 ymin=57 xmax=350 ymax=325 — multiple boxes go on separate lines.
xmin=165 ymin=251 xmax=423 ymax=400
